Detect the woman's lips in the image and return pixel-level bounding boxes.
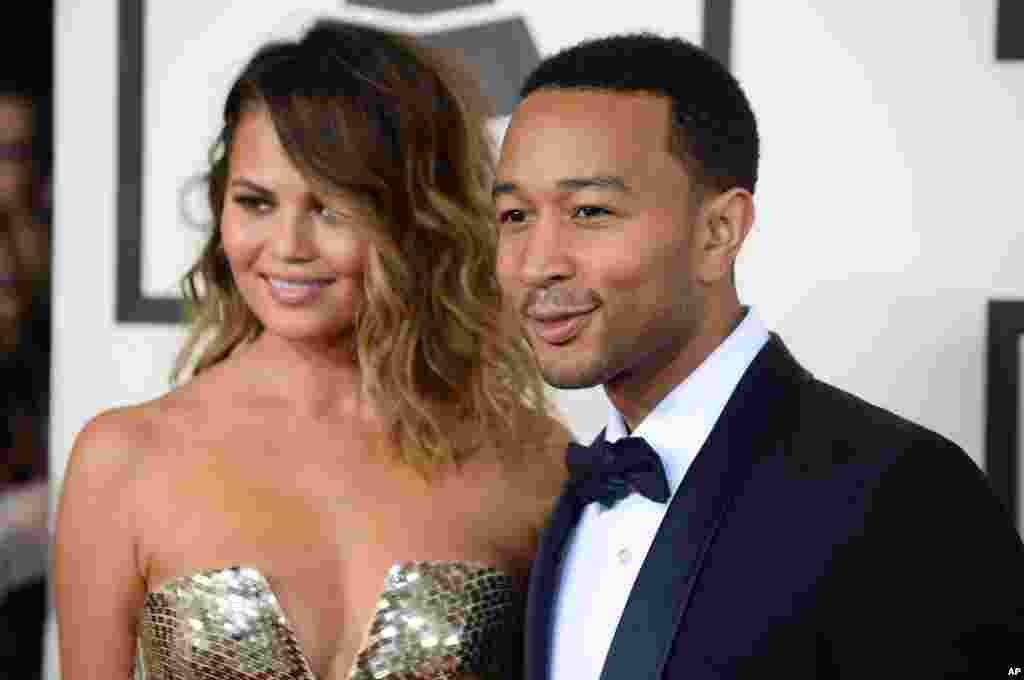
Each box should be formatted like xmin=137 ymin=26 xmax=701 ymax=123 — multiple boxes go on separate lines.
xmin=528 ymin=310 xmax=594 ymax=345
xmin=264 ymin=276 xmax=334 ymax=306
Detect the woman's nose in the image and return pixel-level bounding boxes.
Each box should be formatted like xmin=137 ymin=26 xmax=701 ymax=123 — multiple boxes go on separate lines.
xmin=270 ymin=210 xmax=317 ymax=262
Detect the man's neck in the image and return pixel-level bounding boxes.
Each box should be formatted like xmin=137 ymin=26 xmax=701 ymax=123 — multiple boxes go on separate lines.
xmin=606 ymin=302 xmax=745 ymax=432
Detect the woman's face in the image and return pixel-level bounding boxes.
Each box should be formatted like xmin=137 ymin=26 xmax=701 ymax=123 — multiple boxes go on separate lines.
xmin=220 ymin=106 xmax=371 ymax=345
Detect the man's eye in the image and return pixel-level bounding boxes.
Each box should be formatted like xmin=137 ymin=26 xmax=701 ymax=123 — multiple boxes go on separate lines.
xmin=573 ymin=206 xmax=611 ymax=219
xmin=233 ymin=195 xmax=272 ymax=212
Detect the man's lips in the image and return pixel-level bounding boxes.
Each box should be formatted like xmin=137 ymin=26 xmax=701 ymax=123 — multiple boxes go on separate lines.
xmin=526 ymin=307 xmax=596 ymax=345
xmin=526 ymin=306 xmax=596 ymax=321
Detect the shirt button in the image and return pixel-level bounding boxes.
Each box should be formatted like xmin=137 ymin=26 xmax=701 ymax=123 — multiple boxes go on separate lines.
xmin=617 ymin=547 xmax=632 ymax=565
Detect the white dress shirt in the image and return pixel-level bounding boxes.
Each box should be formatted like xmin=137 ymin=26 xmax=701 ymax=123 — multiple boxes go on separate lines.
xmin=548 ymin=308 xmax=769 ymax=680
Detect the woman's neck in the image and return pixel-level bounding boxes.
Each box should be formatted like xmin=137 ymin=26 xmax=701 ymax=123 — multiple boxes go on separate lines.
xmin=239 ymin=331 xmax=369 ymax=421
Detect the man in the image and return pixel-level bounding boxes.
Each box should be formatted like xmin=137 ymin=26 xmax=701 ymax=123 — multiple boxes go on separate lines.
xmin=495 ymin=33 xmax=1024 ymax=678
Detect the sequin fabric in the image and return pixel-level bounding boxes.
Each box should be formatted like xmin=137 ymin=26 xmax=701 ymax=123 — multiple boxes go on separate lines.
xmin=136 ymin=566 xmax=315 ymax=679
xmin=135 ymin=562 xmax=522 ymax=680
xmin=348 ymin=561 xmax=521 ymax=680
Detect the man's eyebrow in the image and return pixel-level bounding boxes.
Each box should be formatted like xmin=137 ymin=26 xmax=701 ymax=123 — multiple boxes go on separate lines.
xmin=491 ymin=176 xmax=630 ymax=200
xmin=557 ymin=175 xmax=629 ymax=193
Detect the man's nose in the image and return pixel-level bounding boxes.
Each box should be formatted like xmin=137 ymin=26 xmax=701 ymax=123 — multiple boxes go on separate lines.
xmin=519 ymin=210 xmax=574 ymax=288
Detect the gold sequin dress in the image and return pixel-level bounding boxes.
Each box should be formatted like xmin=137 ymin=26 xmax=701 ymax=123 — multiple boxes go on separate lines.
xmin=135 ymin=561 xmax=523 ymax=680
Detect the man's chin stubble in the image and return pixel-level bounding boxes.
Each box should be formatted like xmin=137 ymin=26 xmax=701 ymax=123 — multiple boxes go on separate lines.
xmin=539 ymin=355 xmax=614 ymax=390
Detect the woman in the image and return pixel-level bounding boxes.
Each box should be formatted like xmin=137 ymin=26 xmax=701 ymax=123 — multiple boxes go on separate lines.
xmin=54 ymin=19 xmax=569 ymax=679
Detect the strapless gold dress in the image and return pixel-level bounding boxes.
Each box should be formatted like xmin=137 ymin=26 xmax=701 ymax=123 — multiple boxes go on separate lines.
xmin=135 ymin=561 xmax=523 ymax=679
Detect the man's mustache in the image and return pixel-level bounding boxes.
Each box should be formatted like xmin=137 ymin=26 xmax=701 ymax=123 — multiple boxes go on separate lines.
xmin=522 ymin=286 xmax=601 ymax=318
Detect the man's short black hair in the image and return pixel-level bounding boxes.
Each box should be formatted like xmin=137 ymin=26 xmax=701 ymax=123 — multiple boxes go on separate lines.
xmin=521 ymin=33 xmax=759 ymax=196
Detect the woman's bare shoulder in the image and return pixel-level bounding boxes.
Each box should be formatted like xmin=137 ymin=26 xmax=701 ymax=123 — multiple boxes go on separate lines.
xmin=66 ymin=384 xmax=209 ymax=485
xmin=54 ymin=395 xmax=204 ymax=677
xmin=478 ymin=414 xmax=572 ymax=567
xmin=503 ymin=412 xmax=572 ymax=510
xmin=69 ymin=403 xmax=161 ymax=473
xmin=531 ymin=413 xmax=572 ymax=477
xmin=56 ymin=404 xmax=164 ymax=573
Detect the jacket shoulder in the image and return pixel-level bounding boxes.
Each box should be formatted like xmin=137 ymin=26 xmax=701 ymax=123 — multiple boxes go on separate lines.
xmin=794 ymin=376 xmax=965 ymax=461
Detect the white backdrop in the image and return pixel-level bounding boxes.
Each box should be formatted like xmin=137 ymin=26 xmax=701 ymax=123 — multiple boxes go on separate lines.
xmin=48 ymin=0 xmax=1024 ymax=676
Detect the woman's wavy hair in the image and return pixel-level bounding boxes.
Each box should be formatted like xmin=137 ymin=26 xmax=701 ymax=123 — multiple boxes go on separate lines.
xmin=173 ymin=19 xmax=555 ymax=475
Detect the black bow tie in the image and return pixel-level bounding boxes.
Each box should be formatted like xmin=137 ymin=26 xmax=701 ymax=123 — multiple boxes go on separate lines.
xmin=566 ymin=436 xmax=670 ymax=509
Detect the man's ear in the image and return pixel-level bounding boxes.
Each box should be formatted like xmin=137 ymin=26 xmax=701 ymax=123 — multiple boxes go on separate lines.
xmin=695 ymin=187 xmax=754 ymax=284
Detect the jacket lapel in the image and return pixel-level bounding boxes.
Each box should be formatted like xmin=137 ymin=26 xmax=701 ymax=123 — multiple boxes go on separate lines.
xmin=598 ymin=335 xmax=807 ymax=680
xmin=524 ymin=482 xmax=583 ymax=680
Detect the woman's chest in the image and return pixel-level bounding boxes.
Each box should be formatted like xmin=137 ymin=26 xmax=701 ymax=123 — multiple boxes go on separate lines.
xmin=138 ymin=558 xmax=526 ymax=680
xmin=137 ymin=439 xmax=528 ymax=678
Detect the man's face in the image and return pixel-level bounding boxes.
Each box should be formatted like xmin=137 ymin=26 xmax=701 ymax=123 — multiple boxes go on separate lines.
xmin=495 ymin=89 xmax=707 ymax=391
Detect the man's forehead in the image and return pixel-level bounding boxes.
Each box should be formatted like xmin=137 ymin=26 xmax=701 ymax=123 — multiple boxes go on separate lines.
xmin=498 ymin=97 xmax=673 ymax=188
xmin=516 ymin=87 xmax=669 ymax=116
xmin=503 ymin=90 xmax=670 ymax=154
xmin=507 ymin=89 xmax=669 ymax=146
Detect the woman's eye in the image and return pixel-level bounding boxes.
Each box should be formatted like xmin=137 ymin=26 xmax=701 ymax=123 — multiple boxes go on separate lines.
xmin=497 ymin=209 xmax=527 ymax=225
xmin=233 ymin=194 xmax=272 ymax=213
xmin=572 ymin=206 xmax=611 ymax=219
xmin=317 ymin=206 xmax=341 ymax=224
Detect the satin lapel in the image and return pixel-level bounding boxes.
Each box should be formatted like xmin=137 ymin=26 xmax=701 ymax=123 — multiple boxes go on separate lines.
xmin=598 ymin=335 xmax=806 ymax=680
xmin=524 ymin=486 xmax=583 ymax=680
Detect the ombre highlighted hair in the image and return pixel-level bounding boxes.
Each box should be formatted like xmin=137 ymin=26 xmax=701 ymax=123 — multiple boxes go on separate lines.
xmin=174 ymin=19 xmax=555 ymax=475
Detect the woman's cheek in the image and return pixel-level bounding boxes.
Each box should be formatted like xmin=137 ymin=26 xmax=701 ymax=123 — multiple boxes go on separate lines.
xmin=220 ymin=213 xmax=262 ymax=268
xmin=323 ymin=231 xmax=371 ymax=276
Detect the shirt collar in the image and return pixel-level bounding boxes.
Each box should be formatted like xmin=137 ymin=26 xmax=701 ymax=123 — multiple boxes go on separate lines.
xmin=604 ymin=307 xmax=770 ymax=497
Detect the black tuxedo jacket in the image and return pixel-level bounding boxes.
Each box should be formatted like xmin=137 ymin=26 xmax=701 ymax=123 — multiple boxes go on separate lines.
xmin=525 ymin=335 xmax=1024 ymax=679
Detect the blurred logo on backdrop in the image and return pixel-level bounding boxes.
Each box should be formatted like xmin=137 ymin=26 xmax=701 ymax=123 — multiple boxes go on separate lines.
xmin=178 ymin=0 xmax=539 ymax=233
xmin=349 ymin=0 xmax=539 ymax=118
xmin=350 ymin=0 xmax=490 ymax=11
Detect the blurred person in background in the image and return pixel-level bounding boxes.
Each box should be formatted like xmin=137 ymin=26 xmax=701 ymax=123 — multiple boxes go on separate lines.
xmin=54 ymin=18 xmax=568 ymax=680
xmin=0 ymin=66 xmax=53 ymax=680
